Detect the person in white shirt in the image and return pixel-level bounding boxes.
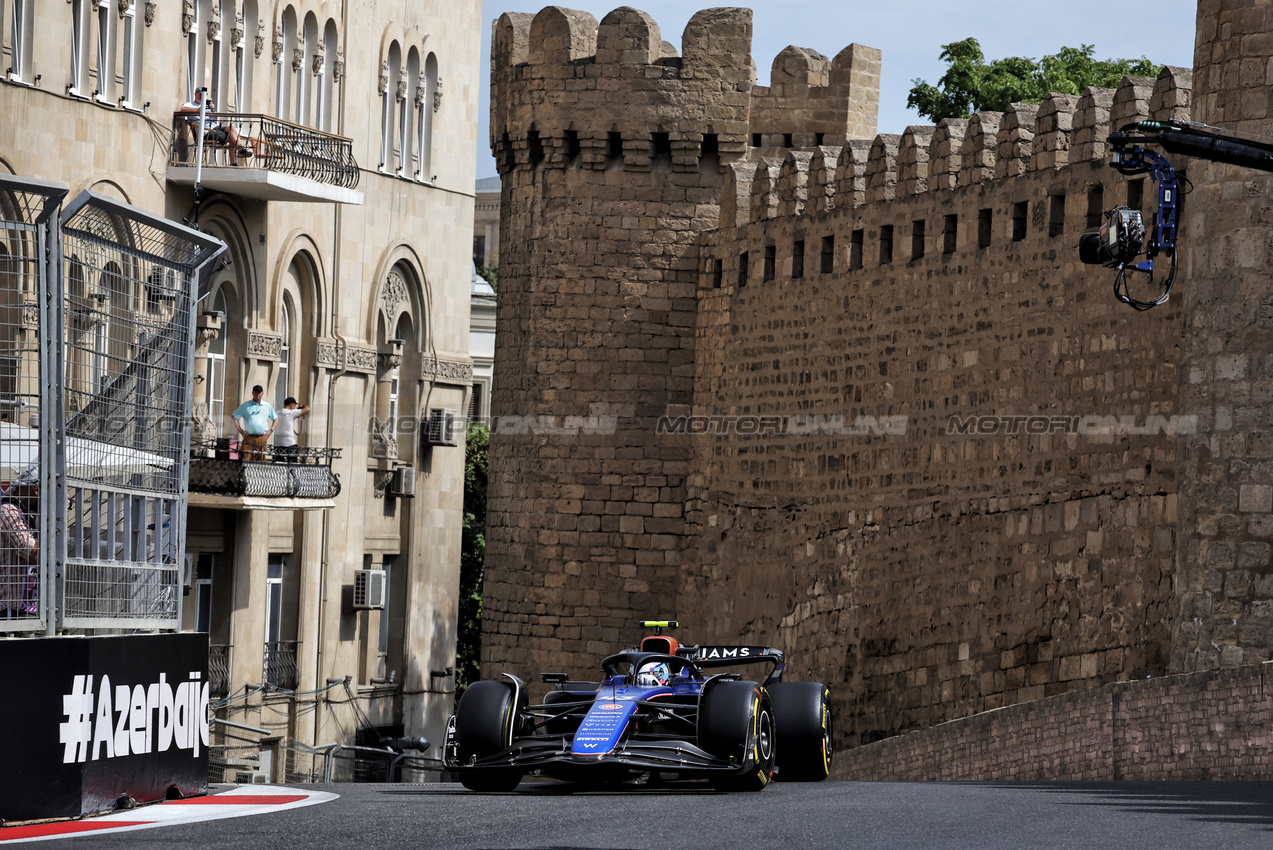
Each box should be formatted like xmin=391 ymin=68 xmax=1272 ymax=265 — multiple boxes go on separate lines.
xmin=273 ymin=397 xmax=309 ymax=460
xmin=179 ymin=89 xmax=247 ymax=165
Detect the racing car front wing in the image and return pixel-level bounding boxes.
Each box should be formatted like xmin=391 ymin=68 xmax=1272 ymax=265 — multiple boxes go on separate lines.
xmin=443 ymin=728 xmax=754 ymax=776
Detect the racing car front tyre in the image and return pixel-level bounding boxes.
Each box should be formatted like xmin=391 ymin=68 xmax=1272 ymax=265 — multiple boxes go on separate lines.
xmin=458 ymin=771 xmax=524 ymax=793
xmin=768 ymin=681 xmax=833 ymax=781
xmin=453 ymin=680 xmax=528 ymax=792
xmin=700 ymin=681 xmax=775 ymax=792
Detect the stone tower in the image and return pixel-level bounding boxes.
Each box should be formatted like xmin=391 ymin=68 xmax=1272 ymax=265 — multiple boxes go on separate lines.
xmin=1172 ymin=0 xmax=1273 ymax=671
xmin=482 ymin=5 xmax=880 ymax=678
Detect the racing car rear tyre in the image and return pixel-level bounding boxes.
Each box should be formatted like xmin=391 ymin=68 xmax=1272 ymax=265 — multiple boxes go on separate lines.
xmin=700 ymin=681 xmax=775 ymax=791
xmin=768 ymin=681 xmax=833 ymax=781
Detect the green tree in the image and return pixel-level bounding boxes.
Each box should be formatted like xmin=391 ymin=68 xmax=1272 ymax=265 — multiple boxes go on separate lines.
xmin=477 ymin=265 xmax=498 ymax=291
xmin=908 ymin=38 xmax=1159 ymax=122
xmin=456 ymin=423 xmax=489 ymax=696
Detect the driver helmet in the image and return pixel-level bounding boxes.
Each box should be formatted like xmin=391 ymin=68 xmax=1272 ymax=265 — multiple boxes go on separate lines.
xmin=636 ymin=661 xmax=672 ymax=687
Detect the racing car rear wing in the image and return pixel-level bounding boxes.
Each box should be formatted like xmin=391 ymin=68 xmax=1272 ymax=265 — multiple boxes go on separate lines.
xmin=682 ymin=645 xmax=786 ymax=686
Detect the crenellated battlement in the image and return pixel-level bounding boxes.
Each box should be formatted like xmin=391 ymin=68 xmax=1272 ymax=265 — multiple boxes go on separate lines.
xmin=490 ymin=6 xmax=880 ymax=175
xmin=719 ymin=67 xmax=1192 ymax=227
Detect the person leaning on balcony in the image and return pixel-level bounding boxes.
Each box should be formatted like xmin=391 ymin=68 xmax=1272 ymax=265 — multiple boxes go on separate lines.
xmin=179 ymin=89 xmax=248 ymax=166
xmin=232 ymin=385 xmax=276 ymax=461
xmin=273 ymin=397 xmax=310 ymax=461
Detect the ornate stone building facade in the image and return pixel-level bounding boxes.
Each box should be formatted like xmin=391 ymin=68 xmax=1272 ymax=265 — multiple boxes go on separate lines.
xmin=483 ymin=2 xmax=1273 ymax=753
xmin=0 ymin=0 xmax=481 ymax=777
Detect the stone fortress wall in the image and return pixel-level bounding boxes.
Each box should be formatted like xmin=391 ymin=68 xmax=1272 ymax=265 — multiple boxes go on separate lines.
xmin=484 ymin=1 xmax=1273 ymax=757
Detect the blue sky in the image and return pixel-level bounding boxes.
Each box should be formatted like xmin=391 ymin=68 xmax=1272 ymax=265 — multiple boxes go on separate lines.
xmin=475 ymin=0 xmax=1199 ymax=179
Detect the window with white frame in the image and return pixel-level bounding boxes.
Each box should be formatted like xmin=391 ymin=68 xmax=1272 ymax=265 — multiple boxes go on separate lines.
xmin=422 ymin=53 xmax=438 ymax=181
xmin=265 ymin=554 xmax=284 ymax=645
xmin=194 ymin=553 xmax=214 ymax=633
xmin=403 ymin=48 xmax=419 ymax=179
xmin=93 ymin=0 xmax=114 ymax=102
xmin=70 ymin=0 xmax=91 ymax=96
xmin=207 ymin=289 xmax=227 ymax=436
xmin=3 ymin=1 xmax=28 ymax=81
xmin=318 ymin=19 xmax=337 ymax=131
xmin=297 ymin=11 xmax=316 ymax=126
xmin=120 ymin=0 xmax=143 ymax=108
xmin=380 ymin=43 xmax=401 ymax=171
xmin=208 ymin=0 xmax=227 ymax=108
xmin=275 ymin=298 xmax=291 ymax=412
xmin=275 ymin=5 xmax=296 ymax=119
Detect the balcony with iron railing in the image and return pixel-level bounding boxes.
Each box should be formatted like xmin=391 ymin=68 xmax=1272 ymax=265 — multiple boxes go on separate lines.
xmin=166 ymin=112 xmax=364 ymax=205
xmin=188 ymin=440 xmax=341 ymax=511
xmin=263 ymin=641 xmax=299 ymax=691
xmin=209 ymin=644 xmax=230 ymax=700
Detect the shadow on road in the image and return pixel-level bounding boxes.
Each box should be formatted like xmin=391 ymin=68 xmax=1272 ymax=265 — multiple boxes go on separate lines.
xmin=974 ymin=781 xmax=1273 ymax=831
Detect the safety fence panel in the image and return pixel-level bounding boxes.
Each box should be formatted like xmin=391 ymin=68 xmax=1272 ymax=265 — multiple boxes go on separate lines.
xmin=59 ymin=191 xmax=224 ymax=629
xmin=0 ymin=176 xmax=67 ymax=633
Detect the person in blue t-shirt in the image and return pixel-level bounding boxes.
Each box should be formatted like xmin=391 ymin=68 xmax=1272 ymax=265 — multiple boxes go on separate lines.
xmin=231 ymin=385 xmax=276 ymax=461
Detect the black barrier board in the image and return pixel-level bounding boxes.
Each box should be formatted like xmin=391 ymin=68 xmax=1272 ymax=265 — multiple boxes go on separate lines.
xmin=0 ymin=633 xmax=209 ymax=821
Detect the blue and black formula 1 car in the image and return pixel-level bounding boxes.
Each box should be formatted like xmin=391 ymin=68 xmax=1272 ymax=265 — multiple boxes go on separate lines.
xmin=443 ymin=621 xmax=833 ymax=792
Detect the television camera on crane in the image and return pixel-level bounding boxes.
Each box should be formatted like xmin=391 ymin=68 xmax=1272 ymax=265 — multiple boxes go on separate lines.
xmin=1080 ymin=120 xmax=1273 ymax=310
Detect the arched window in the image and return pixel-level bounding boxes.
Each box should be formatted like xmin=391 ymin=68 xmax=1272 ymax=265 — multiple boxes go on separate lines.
xmin=186 ymin=0 xmax=213 ymax=100
xmin=298 ymin=12 xmax=317 ymax=126
xmin=422 ymin=53 xmax=438 ymax=181
xmin=209 ymin=0 xmax=231 ymax=109
xmin=233 ymin=1 xmax=257 ymax=112
xmin=380 ymin=43 xmax=401 ymax=172
xmin=275 ymin=297 xmax=291 ymax=411
xmin=207 ymin=289 xmax=227 ymax=435
xmin=404 ymin=48 xmax=420 ymax=179
xmin=275 ymin=6 xmax=296 ymax=119
xmin=318 ymin=19 xmax=337 ymax=132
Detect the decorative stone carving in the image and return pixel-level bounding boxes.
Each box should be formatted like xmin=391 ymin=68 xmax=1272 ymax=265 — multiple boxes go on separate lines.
xmin=312 ymin=50 xmax=324 ymax=77
xmin=371 ymin=418 xmax=398 ymax=461
xmin=21 ymin=302 xmax=39 ymax=329
xmin=396 ymin=78 xmax=407 ymax=103
xmin=230 ymin=11 xmax=243 ymax=47
xmin=255 ymin=20 xmax=265 ymax=58
xmin=181 ymin=0 xmax=194 ymax=36
xmin=332 ymin=51 xmax=344 ymax=84
xmin=345 ymin=347 xmax=378 ymax=373
xmin=316 ymin=342 xmax=341 ymax=367
xmin=433 ymin=76 xmax=443 ymax=112
xmin=191 ymin=401 xmax=217 ymax=448
xmin=378 ymin=60 xmax=389 ymax=95
xmin=377 ymin=352 xmax=403 ymax=381
xmin=414 ymin=85 xmax=425 ymax=108
xmin=118 ymin=0 xmax=131 ymax=18
xmin=421 ymin=357 xmax=474 ymax=385
xmin=381 ymin=270 xmax=408 ymax=315
xmin=207 ymin=18 xmax=220 ymax=43
xmin=247 ymin=331 xmax=282 ymax=360
xmin=145 ymin=2 xmax=156 ymax=27
xmin=292 ymin=48 xmax=305 ymax=74
xmin=271 ymin=20 xmax=283 ymax=64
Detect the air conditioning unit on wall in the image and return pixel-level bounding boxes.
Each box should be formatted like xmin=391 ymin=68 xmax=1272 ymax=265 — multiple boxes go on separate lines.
xmin=354 ymin=569 xmax=387 ymax=609
xmin=389 ymin=465 xmax=415 ymax=497
xmin=424 ymin=408 xmax=459 ymax=447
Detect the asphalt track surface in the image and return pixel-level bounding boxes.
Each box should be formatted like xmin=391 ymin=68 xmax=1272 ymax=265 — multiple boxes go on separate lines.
xmin=19 ymin=779 xmax=1273 ymax=849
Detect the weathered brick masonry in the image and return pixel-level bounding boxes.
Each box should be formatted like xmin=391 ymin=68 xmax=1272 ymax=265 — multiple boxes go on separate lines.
xmin=485 ymin=1 xmax=1273 ymax=767
xmin=833 ymin=662 xmax=1273 ymax=781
